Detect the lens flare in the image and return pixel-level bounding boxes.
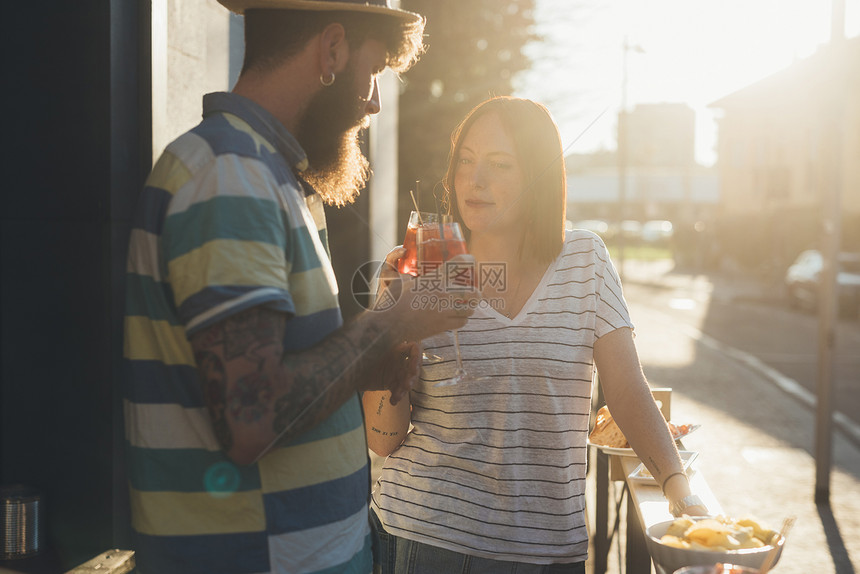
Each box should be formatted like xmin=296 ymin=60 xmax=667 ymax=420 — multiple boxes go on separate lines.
xmin=204 ymin=461 xmax=240 ymax=498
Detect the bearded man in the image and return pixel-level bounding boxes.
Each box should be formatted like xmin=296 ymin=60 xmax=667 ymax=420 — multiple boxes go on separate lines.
xmin=123 ymin=2 xmax=477 ymax=572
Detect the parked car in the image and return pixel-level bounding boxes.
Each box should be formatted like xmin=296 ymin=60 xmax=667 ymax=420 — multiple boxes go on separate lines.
xmin=603 ymin=220 xmax=643 ymax=243
xmin=618 ymin=220 xmax=643 ymax=240
xmin=784 ymin=250 xmax=860 ymax=317
xmin=569 ymin=219 xmax=610 ymax=238
xmin=641 ymin=220 xmax=674 ymax=245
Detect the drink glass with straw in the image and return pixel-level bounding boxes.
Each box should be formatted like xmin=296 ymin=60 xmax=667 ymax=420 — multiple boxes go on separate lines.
xmin=398 ymin=186 xmax=450 ymax=275
xmin=396 ymin=187 xmax=449 ymax=362
xmin=398 ymin=212 xmax=450 ymax=276
xmin=415 ymin=220 xmax=487 ymax=386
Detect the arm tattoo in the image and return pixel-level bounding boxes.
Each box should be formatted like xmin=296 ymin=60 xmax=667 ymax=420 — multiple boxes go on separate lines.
xmin=223 ymin=309 xmax=281 ymax=360
xmin=192 ymin=305 xmax=397 ymax=451
xmin=191 ymin=308 xmax=284 ymax=451
xmin=229 ymin=370 xmax=273 ymax=423
xmin=273 ymin=317 xmax=393 ymax=441
xmin=195 ymin=349 xmax=233 ymax=451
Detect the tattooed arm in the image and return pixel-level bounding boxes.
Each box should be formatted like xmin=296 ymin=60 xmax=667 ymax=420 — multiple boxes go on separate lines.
xmin=595 ymin=327 xmax=707 ymax=515
xmin=190 ymin=274 xmax=476 ymax=465
xmin=191 ymin=307 xmax=395 ymax=464
xmin=362 ymin=386 xmax=412 ymax=457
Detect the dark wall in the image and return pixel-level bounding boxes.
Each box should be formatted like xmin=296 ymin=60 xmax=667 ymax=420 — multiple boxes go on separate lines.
xmin=0 ymin=4 xmax=379 ymax=569
xmin=326 ymin=197 xmax=372 ymax=323
xmin=2 ymin=1 xmax=146 ymax=568
xmin=325 ymin=136 xmax=374 ymax=323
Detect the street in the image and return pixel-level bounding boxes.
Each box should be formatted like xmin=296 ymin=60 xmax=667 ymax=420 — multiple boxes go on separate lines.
xmin=600 ymin=259 xmax=860 ymax=574
xmin=620 ymin=260 xmax=860 ymax=437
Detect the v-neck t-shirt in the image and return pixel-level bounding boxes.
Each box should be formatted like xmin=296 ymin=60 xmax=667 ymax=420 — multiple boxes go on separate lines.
xmin=371 ymin=229 xmax=634 ymax=565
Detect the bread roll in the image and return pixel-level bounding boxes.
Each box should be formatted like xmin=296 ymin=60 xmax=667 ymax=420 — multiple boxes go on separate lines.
xmin=589 ymin=405 xmax=629 ymax=448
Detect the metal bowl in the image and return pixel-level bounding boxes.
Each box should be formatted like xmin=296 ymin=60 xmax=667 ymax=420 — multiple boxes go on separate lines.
xmin=645 ymin=518 xmax=784 ymax=574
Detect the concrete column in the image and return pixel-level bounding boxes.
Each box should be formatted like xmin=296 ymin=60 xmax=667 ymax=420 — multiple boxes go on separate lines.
xmin=368 ymin=70 xmax=401 ymax=262
xmin=152 ymin=0 xmax=232 ymax=160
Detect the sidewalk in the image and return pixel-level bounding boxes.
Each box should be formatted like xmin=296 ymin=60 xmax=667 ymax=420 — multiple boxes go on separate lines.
xmin=588 ymin=259 xmax=860 ymax=574
xmin=619 ymin=258 xmax=775 ymax=305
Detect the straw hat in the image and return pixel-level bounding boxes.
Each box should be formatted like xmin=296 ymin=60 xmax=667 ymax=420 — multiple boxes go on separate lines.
xmin=217 ymin=0 xmax=421 ymax=23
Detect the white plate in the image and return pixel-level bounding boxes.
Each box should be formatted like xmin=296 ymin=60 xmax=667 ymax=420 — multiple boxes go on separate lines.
xmin=588 ymin=422 xmax=701 ymax=456
xmin=628 ymin=450 xmax=699 ymax=484
xmin=669 ymin=423 xmax=701 ymax=442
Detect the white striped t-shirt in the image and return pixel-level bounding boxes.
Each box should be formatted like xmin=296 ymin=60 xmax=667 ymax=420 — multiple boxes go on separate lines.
xmin=371 ymin=229 xmax=634 ymax=564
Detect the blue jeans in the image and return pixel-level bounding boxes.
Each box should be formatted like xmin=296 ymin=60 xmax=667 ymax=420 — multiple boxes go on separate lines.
xmin=370 ymin=510 xmax=586 ymax=574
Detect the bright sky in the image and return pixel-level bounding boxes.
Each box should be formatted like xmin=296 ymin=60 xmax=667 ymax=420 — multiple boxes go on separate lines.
xmin=514 ymin=0 xmax=860 ymax=166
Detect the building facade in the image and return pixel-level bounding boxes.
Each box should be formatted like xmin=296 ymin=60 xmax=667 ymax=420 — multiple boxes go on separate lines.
xmin=566 ymin=103 xmax=718 ymax=231
xmin=709 ymin=36 xmax=860 ymax=270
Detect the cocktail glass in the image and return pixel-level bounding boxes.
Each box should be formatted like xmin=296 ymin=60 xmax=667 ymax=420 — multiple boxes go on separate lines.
xmin=416 ymin=222 xmax=486 ymax=386
xmin=398 ymin=211 xmax=451 ymax=276
xmin=398 ymin=211 xmax=451 ymax=363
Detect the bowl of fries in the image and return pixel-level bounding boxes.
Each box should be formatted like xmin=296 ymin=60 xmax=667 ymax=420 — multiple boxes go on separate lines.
xmin=645 ymin=515 xmax=784 ymax=574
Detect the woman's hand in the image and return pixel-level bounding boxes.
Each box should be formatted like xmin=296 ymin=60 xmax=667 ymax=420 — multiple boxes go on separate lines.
xmin=361 ymin=338 xmax=417 ymax=456
xmin=380 ymin=341 xmax=420 ymax=406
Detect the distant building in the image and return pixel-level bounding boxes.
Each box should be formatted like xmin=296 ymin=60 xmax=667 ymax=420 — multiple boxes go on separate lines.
xmin=625 ymin=103 xmax=696 ymax=168
xmin=567 ymin=165 xmax=718 ymax=206
xmin=565 ymin=103 xmax=718 ymax=223
xmin=709 ymin=35 xmax=860 ymax=268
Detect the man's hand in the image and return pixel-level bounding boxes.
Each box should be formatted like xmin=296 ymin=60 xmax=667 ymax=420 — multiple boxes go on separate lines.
xmin=378 ymin=253 xmax=481 ymax=343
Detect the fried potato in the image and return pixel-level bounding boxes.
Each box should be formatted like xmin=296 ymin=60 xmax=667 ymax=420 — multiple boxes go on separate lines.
xmin=736 ymin=516 xmax=776 ymax=544
xmin=659 ymin=515 xmax=775 ymax=552
xmin=659 ymin=535 xmax=691 ymax=549
xmin=666 ymin=517 xmax=694 ymax=538
xmin=687 ymin=528 xmax=736 ymax=549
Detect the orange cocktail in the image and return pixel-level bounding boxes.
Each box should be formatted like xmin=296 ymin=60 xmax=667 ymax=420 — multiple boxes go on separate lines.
xmin=397 ymin=211 xmax=451 ymax=276
xmin=416 ymin=224 xmax=469 ymax=278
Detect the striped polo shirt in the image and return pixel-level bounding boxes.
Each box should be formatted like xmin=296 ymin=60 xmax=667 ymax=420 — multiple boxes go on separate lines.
xmin=124 ymin=92 xmax=371 ymax=574
xmin=372 ymin=230 xmax=634 ymax=564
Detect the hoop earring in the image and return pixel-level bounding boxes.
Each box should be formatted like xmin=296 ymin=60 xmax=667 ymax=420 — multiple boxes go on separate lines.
xmin=320 ymin=72 xmax=335 ymax=87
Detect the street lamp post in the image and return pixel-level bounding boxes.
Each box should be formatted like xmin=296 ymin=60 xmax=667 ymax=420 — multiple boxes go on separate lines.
xmin=814 ymin=0 xmax=846 ymax=506
xmin=617 ymin=36 xmax=644 ymax=279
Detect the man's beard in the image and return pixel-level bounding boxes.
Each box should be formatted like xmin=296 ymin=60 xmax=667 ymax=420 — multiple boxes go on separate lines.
xmin=295 ymin=67 xmax=371 ymax=207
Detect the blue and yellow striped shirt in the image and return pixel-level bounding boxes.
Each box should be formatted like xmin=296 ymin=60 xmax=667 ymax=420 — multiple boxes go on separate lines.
xmin=123 ymin=92 xmax=371 ymax=574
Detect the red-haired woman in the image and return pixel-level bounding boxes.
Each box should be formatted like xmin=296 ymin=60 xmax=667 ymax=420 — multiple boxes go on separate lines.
xmin=363 ymin=97 xmax=707 ymax=573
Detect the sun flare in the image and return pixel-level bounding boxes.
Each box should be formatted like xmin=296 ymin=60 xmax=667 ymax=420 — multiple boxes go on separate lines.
xmin=516 ymin=0 xmax=860 ymax=165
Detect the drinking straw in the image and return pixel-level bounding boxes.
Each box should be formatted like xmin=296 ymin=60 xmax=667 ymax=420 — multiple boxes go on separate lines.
xmin=436 ymin=190 xmax=449 ymax=260
xmin=759 ymin=516 xmax=795 ymax=574
xmin=410 ymin=188 xmax=422 ymax=225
